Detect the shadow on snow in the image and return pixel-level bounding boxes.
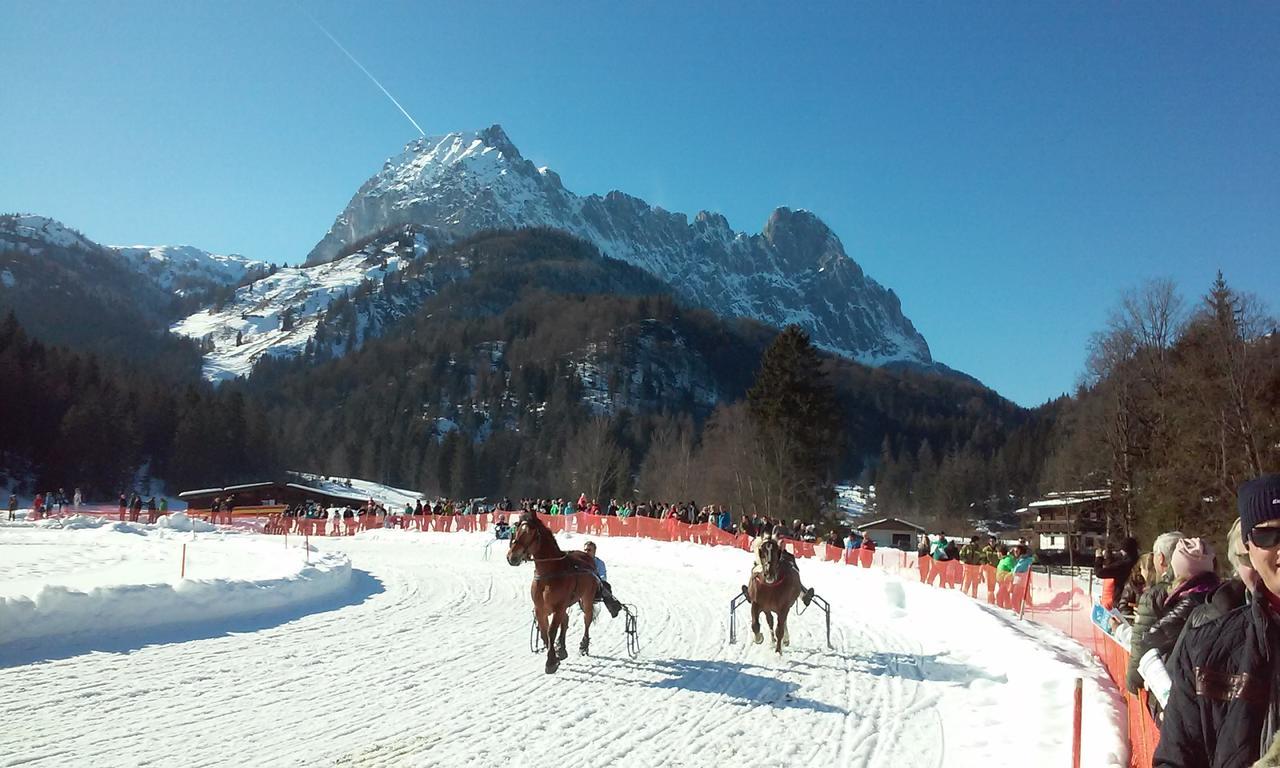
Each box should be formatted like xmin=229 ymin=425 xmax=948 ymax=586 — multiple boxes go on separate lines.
xmin=566 ymin=657 xmax=847 ymax=714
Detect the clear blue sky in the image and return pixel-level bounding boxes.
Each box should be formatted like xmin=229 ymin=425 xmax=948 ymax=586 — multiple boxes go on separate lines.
xmin=2 ymin=2 xmax=1276 ymax=407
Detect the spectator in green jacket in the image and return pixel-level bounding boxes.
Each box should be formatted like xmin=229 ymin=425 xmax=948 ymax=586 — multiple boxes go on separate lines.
xmin=995 ymin=546 xmax=1015 ymax=608
xmin=980 ymin=536 xmax=1000 ymax=603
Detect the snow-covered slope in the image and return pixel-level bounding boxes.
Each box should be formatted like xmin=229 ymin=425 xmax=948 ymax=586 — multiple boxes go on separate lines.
xmin=110 ymin=244 xmax=269 ymax=297
xmin=1 ymin=214 xmax=265 ymax=305
xmin=0 ymin=214 xmax=99 ymax=253
xmin=170 ymin=228 xmax=430 ymax=380
xmin=836 ymin=484 xmax=877 ymax=520
xmin=303 ymin=126 xmax=933 ymax=368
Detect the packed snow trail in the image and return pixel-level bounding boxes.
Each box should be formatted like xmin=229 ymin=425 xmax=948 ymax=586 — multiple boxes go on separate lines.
xmin=0 ymin=530 xmax=1125 ymax=767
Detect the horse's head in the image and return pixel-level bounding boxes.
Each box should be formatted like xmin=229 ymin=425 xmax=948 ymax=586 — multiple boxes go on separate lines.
xmin=759 ymin=536 xmax=783 ymax=584
xmin=506 ymin=511 xmax=541 ymax=566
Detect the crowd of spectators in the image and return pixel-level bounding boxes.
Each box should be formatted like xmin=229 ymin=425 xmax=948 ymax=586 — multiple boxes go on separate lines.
xmin=912 ymin=532 xmax=1037 ymax=610
xmin=17 ymin=487 xmax=83 ymax=521
xmin=1090 ymin=474 xmax=1280 ymax=768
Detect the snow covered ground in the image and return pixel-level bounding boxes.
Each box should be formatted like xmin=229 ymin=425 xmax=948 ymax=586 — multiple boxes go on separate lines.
xmin=0 ymin=526 xmax=1125 ymax=767
xmin=0 ymin=517 xmax=350 ymax=656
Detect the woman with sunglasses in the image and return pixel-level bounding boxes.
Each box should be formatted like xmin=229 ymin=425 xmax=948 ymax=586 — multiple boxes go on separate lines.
xmin=1155 ymin=474 xmax=1280 ymax=768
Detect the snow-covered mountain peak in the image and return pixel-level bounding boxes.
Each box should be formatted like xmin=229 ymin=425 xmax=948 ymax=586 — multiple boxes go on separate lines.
xmin=380 ymin=124 xmax=531 ymax=191
xmin=0 ymin=214 xmax=98 ymax=252
xmin=302 ymin=126 xmax=934 ymax=368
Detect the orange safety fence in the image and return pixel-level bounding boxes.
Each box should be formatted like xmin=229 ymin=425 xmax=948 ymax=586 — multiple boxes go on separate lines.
xmin=1093 ymin=624 xmax=1161 ymax=767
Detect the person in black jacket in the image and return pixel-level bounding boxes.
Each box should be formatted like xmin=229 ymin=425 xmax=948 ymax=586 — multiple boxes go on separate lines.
xmin=1134 ymin=538 xmax=1219 ymax=714
xmin=1154 ymin=474 xmax=1280 ymax=768
xmin=1145 ymin=539 xmax=1219 ymax=658
xmin=1095 ymin=536 xmax=1140 ymax=611
xmin=1168 ymin=518 xmax=1257 ymax=669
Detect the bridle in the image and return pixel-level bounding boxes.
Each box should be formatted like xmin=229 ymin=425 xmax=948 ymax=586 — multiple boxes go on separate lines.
xmin=508 ymin=518 xmax=569 ymax=565
xmin=758 ymin=538 xmax=783 ymax=585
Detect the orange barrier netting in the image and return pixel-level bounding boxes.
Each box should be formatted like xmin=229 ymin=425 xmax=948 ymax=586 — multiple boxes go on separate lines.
xmin=1094 ymin=625 xmax=1161 ymax=766
xmin=24 ymin=505 xmax=1156 ymax=765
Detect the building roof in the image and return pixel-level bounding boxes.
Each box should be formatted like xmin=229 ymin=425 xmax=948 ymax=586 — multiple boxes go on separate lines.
xmin=221 ymin=481 xmax=277 ymax=493
xmin=1026 ymin=490 xmax=1111 ymax=509
xmin=284 ymin=483 xmax=370 ymax=504
xmin=856 ymin=517 xmax=926 ymax=532
xmin=177 ymin=483 xmax=277 ymax=501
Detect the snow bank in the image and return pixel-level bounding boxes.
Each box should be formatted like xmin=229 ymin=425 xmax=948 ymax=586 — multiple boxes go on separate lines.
xmin=0 ymin=551 xmax=351 ymax=651
xmin=35 ymin=513 xmax=115 ymax=530
xmin=154 ymin=511 xmax=216 ymax=532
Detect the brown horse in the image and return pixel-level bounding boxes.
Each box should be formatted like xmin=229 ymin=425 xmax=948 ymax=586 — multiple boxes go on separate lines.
xmin=745 ymin=537 xmax=814 ymax=654
xmin=507 ymin=510 xmax=600 ymax=674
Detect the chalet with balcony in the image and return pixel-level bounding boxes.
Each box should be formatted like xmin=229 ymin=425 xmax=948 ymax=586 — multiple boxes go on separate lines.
xmin=1019 ymin=489 xmax=1110 ymax=557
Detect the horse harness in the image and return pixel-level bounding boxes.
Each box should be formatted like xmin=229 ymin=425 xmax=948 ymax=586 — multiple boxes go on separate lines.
xmin=530 ymin=554 xmax=596 ymax=582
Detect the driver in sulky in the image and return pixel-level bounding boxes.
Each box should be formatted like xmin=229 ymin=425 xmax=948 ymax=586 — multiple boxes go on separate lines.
xmin=583 ymin=541 xmax=623 ymax=618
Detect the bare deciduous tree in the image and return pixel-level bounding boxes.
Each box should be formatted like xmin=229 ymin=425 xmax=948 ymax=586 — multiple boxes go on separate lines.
xmin=561 ymin=416 xmax=627 ymax=503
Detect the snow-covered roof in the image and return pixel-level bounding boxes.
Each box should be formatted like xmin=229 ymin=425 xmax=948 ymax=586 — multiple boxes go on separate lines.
xmin=856 ymin=517 xmax=926 ymax=532
xmin=222 ymin=482 xmax=277 ymax=492
xmin=178 ymin=487 xmax=224 ymax=498
xmin=179 ymin=481 xmax=279 ymax=498
xmin=1028 ymin=491 xmax=1110 ymax=509
xmin=284 ymin=483 xmax=369 ymax=503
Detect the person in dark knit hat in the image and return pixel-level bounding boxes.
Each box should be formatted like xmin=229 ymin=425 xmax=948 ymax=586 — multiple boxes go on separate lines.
xmin=1155 ymin=474 xmax=1280 ymax=768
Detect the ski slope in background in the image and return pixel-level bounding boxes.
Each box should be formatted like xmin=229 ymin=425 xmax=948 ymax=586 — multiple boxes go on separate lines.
xmin=0 ymin=526 xmax=1126 ymax=767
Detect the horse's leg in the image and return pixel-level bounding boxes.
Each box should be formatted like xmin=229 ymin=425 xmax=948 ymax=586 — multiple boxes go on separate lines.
xmin=533 ymin=589 xmax=551 ymax=650
xmin=555 ymin=607 xmax=569 ymax=660
xmin=579 ymin=589 xmax=594 ymax=656
xmin=545 ymin=609 xmax=561 ymax=674
xmin=775 ymin=605 xmax=790 ymax=654
xmin=764 ymin=611 xmax=776 ymax=645
xmin=751 ymin=603 xmax=764 ymax=644
xmin=536 ymin=609 xmax=550 ymax=651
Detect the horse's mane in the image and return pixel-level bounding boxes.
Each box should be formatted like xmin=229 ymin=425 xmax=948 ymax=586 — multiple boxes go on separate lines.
xmin=521 ymin=510 xmax=563 ymax=555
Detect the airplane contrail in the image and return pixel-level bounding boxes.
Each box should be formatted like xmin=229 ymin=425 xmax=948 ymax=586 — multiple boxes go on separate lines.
xmin=297 ymin=5 xmax=426 ymax=137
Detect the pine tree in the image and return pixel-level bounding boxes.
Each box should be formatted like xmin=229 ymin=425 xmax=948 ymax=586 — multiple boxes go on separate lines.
xmin=746 ymin=325 xmax=841 ymax=522
xmin=450 ymin=435 xmax=476 ymax=500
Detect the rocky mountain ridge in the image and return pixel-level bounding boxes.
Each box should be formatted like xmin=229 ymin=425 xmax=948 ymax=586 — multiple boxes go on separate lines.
xmin=304 ymin=125 xmax=932 ymax=368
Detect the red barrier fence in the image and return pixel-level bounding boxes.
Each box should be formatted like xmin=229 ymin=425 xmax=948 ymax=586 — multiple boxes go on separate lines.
xmin=1093 ymin=625 xmax=1161 ymax=766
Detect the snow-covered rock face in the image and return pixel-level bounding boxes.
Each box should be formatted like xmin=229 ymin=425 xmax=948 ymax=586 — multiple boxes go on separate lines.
xmin=304 ymin=125 xmax=933 ymax=367
xmin=110 ymin=245 xmax=269 ymax=297
xmin=170 ymin=229 xmax=432 ymax=381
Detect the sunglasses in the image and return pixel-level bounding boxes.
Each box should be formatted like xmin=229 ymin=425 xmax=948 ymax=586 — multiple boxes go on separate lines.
xmin=1249 ymin=527 xmax=1280 ymax=549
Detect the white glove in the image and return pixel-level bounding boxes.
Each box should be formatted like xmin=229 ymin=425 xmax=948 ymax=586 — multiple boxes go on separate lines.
xmin=1138 ymin=647 xmax=1172 ymax=709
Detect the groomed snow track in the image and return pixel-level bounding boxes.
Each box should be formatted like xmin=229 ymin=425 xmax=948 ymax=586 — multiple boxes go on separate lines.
xmin=0 ymin=530 xmax=1125 ymax=767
